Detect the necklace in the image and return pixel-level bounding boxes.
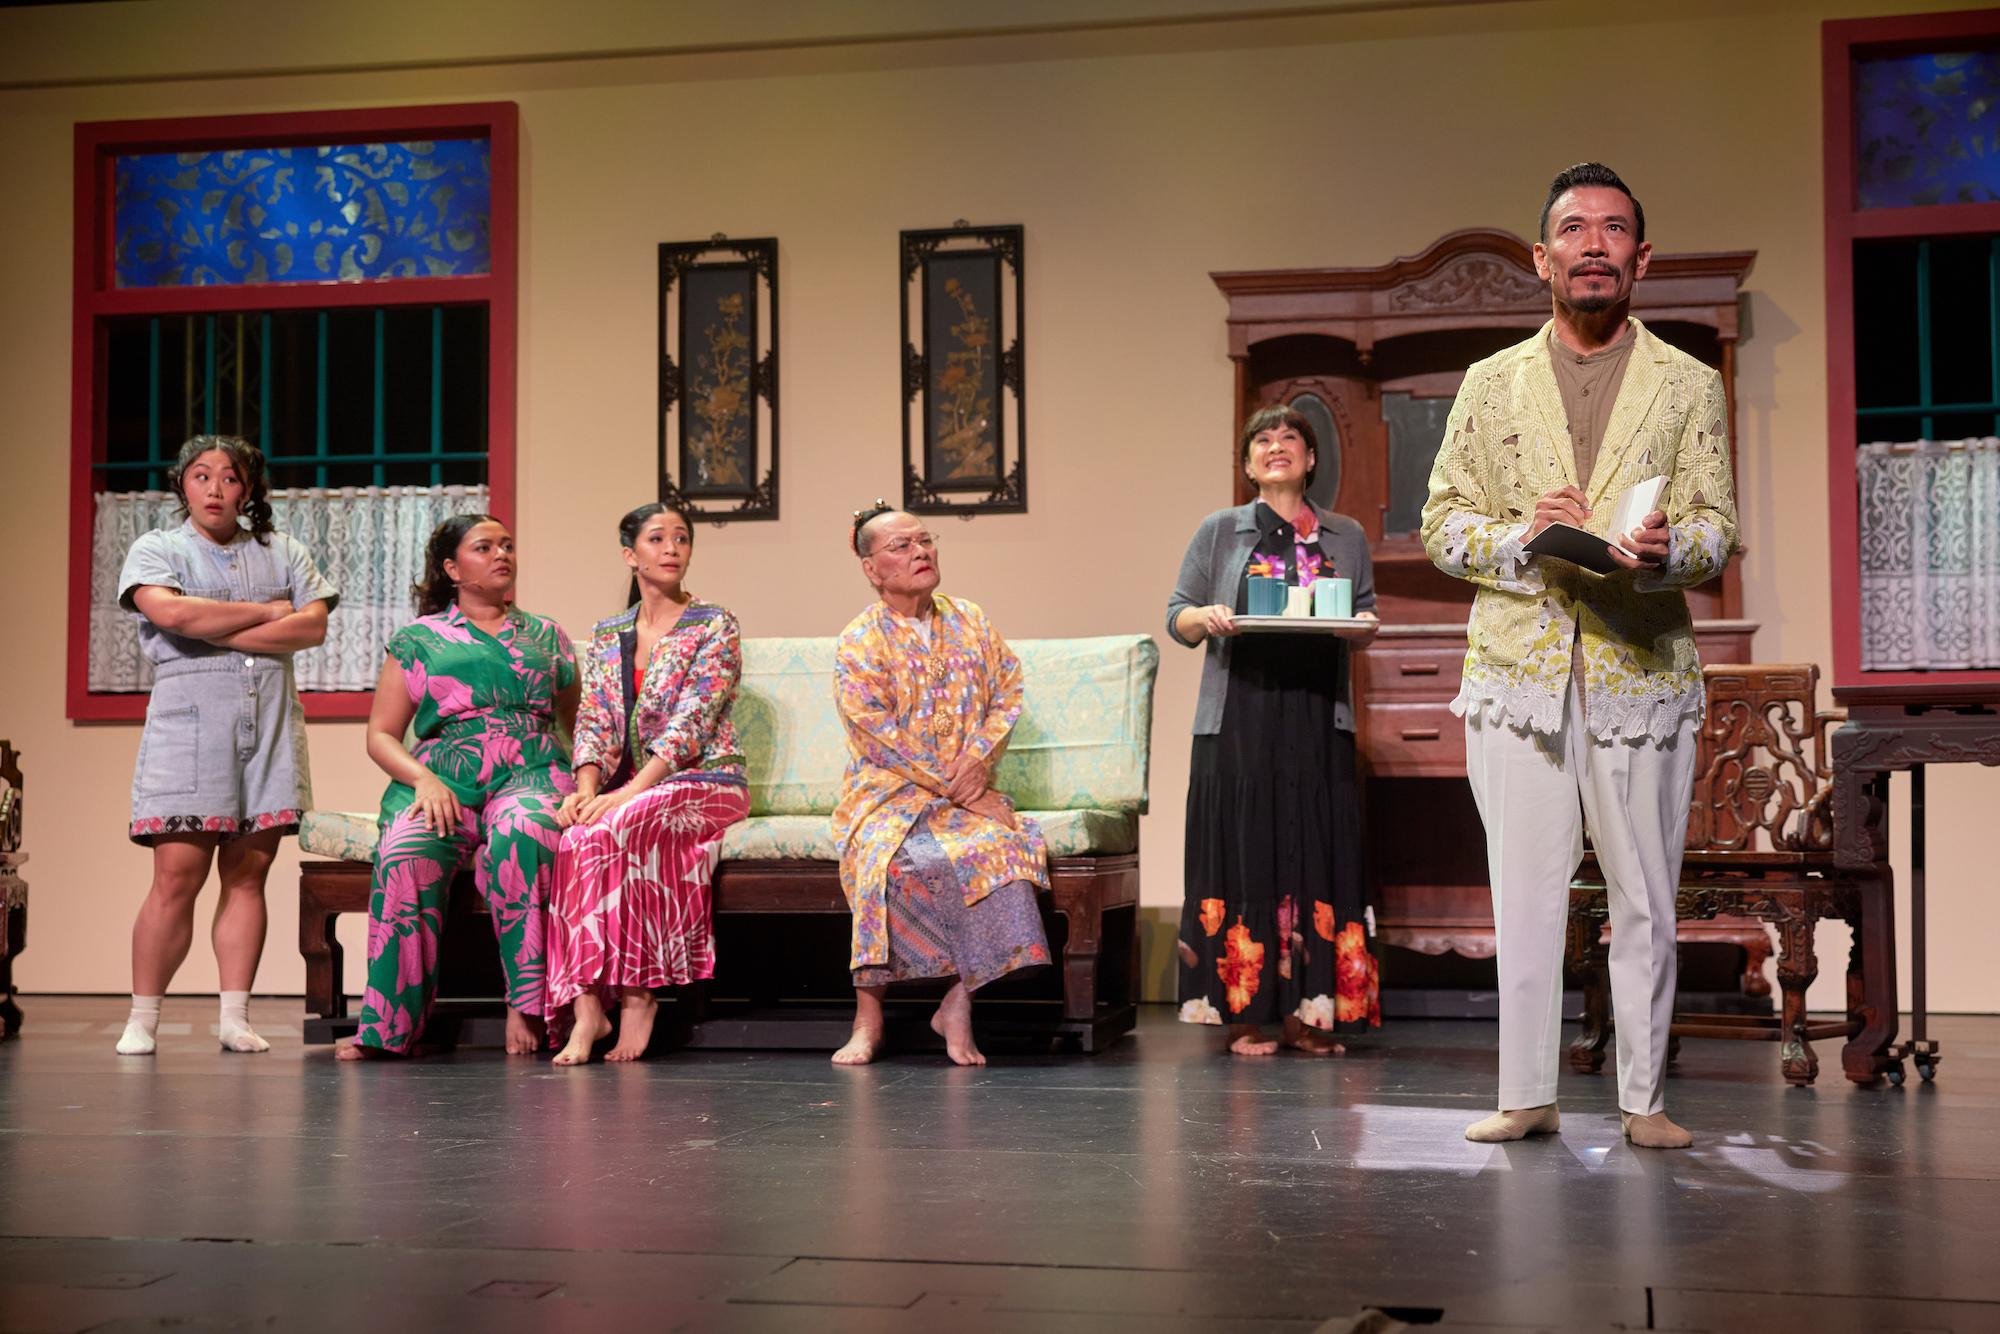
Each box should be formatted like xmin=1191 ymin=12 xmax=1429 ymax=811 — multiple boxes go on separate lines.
xmin=907 ymin=611 xmax=950 ymax=734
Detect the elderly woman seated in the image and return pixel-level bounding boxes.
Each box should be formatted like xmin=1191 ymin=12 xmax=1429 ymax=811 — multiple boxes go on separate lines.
xmin=829 ymin=504 xmax=1053 ymax=1067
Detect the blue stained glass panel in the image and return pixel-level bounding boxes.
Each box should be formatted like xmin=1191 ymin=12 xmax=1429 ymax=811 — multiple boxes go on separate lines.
xmin=113 ymin=140 xmax=491 ymax=287
xmin=1855 ymin=51 xmax=2000 ymax=209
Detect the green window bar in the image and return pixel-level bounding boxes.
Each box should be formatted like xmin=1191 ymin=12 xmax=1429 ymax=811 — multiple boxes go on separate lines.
xmin=145 ymin=320 xmax=161 ymax=491
xmin=99 ymin=305 xmax=482 ymax=489
xmin=1856 ymin=238 xmax=2000 ymax=440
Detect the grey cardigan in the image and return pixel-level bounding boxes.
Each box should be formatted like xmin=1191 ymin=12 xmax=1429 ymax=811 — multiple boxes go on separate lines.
xmin=1165 ymin=500 xmax=1377 ymax=735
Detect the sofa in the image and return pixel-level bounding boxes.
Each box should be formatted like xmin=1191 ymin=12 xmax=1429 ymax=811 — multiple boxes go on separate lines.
xmin=297 ymin=633 xmax=1159 ymax=1051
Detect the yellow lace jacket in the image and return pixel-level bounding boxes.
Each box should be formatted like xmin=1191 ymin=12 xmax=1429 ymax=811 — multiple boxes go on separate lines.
xmin=1419 ymin=319 xmax=1739 ymax=740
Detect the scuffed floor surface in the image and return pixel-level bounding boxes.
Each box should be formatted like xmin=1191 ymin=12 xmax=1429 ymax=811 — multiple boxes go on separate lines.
xmin=0 ymin=996 xmax=1996 ymax=1332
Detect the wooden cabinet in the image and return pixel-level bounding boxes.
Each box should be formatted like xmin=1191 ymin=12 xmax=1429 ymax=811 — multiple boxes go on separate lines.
xmin=1354 ymin=622 xmax=1758 ymax=964
xmin=1211 ymin=229 xmax=1760 ymax=977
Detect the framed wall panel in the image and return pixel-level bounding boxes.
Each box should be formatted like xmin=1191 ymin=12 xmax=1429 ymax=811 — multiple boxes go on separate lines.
xmin=659 ymin=235 xmax=777 ymax=522
xmin=900 ymin=223 xmax=1025 ymax=516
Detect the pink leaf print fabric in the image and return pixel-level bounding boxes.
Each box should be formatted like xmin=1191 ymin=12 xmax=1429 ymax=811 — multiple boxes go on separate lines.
xmin=353 ymin=603 xmax=578 ymax=1055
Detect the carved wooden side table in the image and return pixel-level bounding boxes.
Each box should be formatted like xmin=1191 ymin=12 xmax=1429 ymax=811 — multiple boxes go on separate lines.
xmin=1831 ymin=688 xmax=2000 ymax=1083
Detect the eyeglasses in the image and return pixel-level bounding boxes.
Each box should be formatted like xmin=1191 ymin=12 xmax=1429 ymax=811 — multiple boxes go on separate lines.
xmin=877 ymin=534 xmax=938 ymax=557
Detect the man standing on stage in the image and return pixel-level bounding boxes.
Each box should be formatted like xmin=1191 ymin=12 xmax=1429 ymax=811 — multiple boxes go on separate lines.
xmin=1420 ymin=163 xmax=1738 ymax=1148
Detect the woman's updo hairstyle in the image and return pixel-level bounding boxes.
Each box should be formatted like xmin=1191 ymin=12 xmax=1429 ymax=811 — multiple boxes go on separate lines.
xmin=169 ymin=434 xmax=275 ymax=544
xmin=850 ymin=500 xmax=896 ymax=556
xmin=621 ymin=500 xmax=695 ymax=606
xmin=412 ymin=512 xmax=503 ymax=617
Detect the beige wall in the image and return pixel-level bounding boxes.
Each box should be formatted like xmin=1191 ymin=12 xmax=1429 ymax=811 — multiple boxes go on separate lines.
xmin=2 ymin=0 xmax=1993 ymax=1012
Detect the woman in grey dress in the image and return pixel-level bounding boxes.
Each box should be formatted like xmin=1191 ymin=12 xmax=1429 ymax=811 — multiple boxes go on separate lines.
xmin=114 ymin=436 xmax=339 ymax=1055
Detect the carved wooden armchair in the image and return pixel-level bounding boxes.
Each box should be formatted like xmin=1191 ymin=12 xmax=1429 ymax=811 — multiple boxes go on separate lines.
xmin=1565 ymin=665 xmax=1899 ymax=1086
xmin=0 ymin=740 xmax=25 ymax=1038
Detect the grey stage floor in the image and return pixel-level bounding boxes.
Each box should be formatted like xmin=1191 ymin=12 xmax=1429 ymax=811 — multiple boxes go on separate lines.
xmin=0 ymin=996 xmax=1996 ymax=1333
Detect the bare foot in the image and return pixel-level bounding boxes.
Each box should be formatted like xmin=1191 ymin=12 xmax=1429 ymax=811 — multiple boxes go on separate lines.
xmin=1228 ymin=1024 xmax=1280 ymax=1056
xmin=930 ymin=981 xmax=985 ymax=1066
xmin=334 ymin=1038 xmax=388 ymax=1061
xmin=505 ymin=1007 xmax=545 ymax=1056
xmin=552 ymin=998 xmax=611 ymax=1066
xmin=832 ymin=1018 xmax=884 ymax=1065
xmin=1281 ymin=1016 xmax=1346 ymax=1056
xmin=605 ymin=989 xmax=657 ymax=1062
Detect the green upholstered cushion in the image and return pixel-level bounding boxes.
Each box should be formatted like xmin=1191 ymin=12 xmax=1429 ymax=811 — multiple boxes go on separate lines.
xmin=298 ymin=809 xmax=379 ymax=863
xmin=998 ymin=636 xmax=1157 ymax=814
xmin=299 ymin=806 xmax=1135 ymax=867
xmin=297 ymin=632 xmax=1157 ymax=864
xmin=733 ymin=633 xmax=1157 ymax=818
xmin=733 ymin=638 xmax=846 ymax=817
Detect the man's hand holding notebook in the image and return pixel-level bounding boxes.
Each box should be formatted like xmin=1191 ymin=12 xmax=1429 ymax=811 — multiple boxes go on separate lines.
xmin=1522 ymin=476 xmax=1668 ymax=576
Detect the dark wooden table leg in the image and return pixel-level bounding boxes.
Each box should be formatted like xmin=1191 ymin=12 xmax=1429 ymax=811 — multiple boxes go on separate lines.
xmin=1845 ymin=869 xmax=1901 ymax=1084
xmin=1905 ymin=764 xmax=1939 ymax=1081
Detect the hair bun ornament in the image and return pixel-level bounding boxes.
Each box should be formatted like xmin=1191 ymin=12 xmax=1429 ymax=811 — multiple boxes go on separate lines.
xmin=850 ymin=499 xmax=892 ymax=554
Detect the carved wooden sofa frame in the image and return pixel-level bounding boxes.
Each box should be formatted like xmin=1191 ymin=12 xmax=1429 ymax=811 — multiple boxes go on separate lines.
xmin=299 ymin=853 xmax=1140 ymax=1050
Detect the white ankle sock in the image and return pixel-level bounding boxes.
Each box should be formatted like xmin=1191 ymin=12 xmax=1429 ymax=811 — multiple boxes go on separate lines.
xmin=218 ymin=990 xmax=269 ymax=1053
xmin=117 ymin=995 xmax=162 ymax=1055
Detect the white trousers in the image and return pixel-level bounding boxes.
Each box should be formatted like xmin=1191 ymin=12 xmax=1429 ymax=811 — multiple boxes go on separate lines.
xmin=1463 ymin=682 xmax=1698 ymax=1115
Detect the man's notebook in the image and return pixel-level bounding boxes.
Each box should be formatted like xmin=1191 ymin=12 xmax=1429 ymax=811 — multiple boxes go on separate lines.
xmin=1522 ymin=476 xmax=1666 ymax=576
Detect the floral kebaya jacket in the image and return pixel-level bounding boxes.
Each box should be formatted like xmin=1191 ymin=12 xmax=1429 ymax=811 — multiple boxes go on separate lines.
xmin=571 ymin=599 xmax=745 ymax=788
xmin=1419 ymin=319 xmax=1739 ymax=741
xmin=832 ymin=595 xmax=1049 ymax=970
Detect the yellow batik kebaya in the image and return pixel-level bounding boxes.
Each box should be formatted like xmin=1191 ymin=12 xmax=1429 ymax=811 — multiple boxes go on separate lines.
xmin=832 ymin=595 xmax=1050 ymax=971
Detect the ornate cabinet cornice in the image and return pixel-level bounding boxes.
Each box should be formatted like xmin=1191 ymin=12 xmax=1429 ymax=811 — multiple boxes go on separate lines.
xmin=1210 ymin=227 xmax=1755 ymax=361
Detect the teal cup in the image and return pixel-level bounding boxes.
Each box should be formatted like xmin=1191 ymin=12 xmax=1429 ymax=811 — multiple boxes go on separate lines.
xmin=1247 ymin=576 xmax=1283 ymax=616
xmin=1313 ymin=577 xmax=1353 ymax=619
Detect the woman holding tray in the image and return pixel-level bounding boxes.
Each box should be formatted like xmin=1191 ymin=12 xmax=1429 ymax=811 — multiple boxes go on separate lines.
xmin=546 ymin=502 xmax=748 ymax=1066
xmin=1165 ymin=404 xmax=1382 ymax=1055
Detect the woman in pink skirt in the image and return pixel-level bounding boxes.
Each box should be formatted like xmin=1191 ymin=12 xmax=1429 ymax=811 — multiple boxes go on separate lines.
xmin=548 ymin=502 xmax=748 ymax=1064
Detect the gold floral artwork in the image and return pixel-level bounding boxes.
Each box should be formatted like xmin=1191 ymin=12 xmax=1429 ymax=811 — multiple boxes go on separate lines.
xmin=934 ymin=275 xmax=996 ymax=481
xmin=688 ymin=291 xmax=750 ymax=489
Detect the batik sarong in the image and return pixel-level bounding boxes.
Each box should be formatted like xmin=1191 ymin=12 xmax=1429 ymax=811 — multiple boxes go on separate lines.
xmin=851 ymin=811 xmax=1051 ymax=991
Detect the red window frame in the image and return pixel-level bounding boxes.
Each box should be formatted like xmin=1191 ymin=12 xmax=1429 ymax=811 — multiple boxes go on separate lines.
xmin=68 ymin=101 xmax=518 ymax=722
xmin=1824 ymin=12 xmax=2000 ymax=692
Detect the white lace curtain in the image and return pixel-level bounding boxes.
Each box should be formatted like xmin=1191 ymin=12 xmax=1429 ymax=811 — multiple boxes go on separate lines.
xmin=1857 ymin=438 xmax=2000 ymax=670
xmin=90 ymin=485 xmax=492 ymax=693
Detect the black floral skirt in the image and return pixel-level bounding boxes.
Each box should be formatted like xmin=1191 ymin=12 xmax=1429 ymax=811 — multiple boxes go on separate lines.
xmin=1178 ymin=634 xmax=1379 ymax=1033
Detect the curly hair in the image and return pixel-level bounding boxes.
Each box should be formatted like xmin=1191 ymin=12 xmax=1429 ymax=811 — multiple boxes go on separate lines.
xmin=168 ymin=435 xmax=274 ymax=544
xmin=412 ymin=512 xmax=504 ymax=617
xmin=619 ymin=500 xmax=695 ymax=606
